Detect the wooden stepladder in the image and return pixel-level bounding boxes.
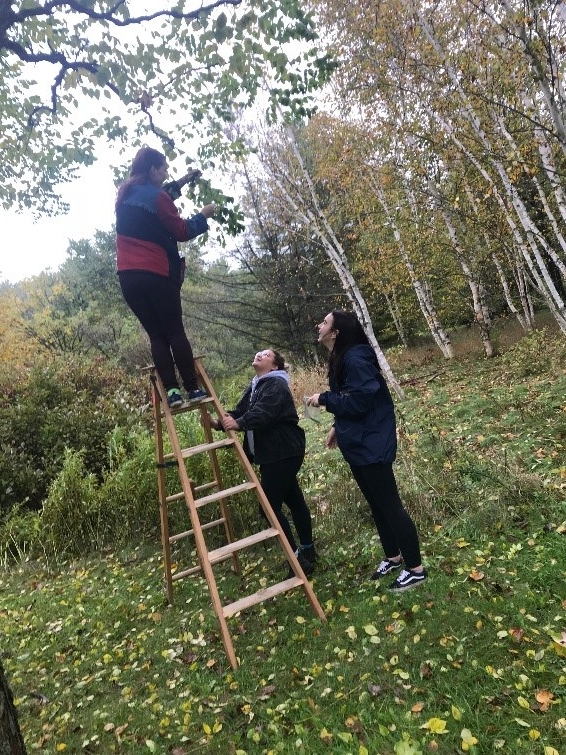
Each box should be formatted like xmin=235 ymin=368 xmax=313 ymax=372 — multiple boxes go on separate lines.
xmin=148 ymin=357 xmax=325 ymax=669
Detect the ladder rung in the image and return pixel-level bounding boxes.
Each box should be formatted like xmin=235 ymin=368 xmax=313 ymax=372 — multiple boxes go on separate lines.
xmin=162 ymin=438 xmax=235 ymax=464
xmin=223 ymin=577 xmax=304 ymax=618
xmin=169 ymin=517 xmax=226 ymax=543
xmin=171 ymin=551 xmax=235 ymax=581
xmin=208 ymin=528 xmax=279 ymax=561
xmin=180 ymin=438 xmax=236 ymax=458
xmin=161 ymin=396 xmax=215 ymax=416
xmin=166 ymin=480 xmax=219 ymax=504
xmin=195 ymin=481 xmax=257 ymax=508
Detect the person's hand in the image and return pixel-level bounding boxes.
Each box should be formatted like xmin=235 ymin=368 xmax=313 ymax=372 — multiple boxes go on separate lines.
xmin=200 ymin=203 xmax=216 ymax=219
xmin=307 ymin=393 xmax=321 ymax=407
xmin=221 ymin=414 xmax=239 ymax=431
xmin=325 ymin=426 xmax=337 ymax=449
xmin=208 ymin=416 xmax=222 ymax=431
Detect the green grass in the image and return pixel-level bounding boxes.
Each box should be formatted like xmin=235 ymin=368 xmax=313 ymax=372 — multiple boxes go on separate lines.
xmin=2 ymin=318 xmax=566 ymax=754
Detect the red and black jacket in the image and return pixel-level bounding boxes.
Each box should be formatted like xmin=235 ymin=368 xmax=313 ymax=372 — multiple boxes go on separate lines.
xmin=116 ymin=183 xmax=208 ymax=282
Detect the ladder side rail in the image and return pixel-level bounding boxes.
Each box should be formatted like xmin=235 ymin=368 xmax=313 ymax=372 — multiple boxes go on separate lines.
xmin=156 ymin=370 xmax=239 ymax=669
xmin=150 ymin=373 xmax=175 ymax=604
xmin=196 ymin=395 xmax=241 ymax=576
xmin=195 ymin=360 xmax=326 ymax=622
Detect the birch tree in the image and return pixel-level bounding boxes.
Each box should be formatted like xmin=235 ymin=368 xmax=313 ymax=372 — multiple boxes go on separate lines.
xmin=257 ymin=123 xmax=405 ymax=397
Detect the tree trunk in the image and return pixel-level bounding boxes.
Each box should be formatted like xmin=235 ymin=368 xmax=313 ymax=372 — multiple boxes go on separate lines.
xmin=0 ymin=661 xmax=27 ymax=755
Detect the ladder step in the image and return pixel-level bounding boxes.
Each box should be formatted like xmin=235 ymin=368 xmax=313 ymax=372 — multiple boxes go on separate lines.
xmin=169 ymin=517 xmax=225 ymax=544
xmin=195 ymin=481 xmax=257 ymax=508
xmin=223 ymin=577 xmax=304 ymax=618
xmin=172 ymin=552 xmax=235 ymax=581
xmin=208 ymin=528 xmax=279 ymax=561
xmin=166 ymin=480 xmax=219 ymax=504
xmin=162 ymin=438 xmax=235 ymax=463
xmin=180 ymin=438 xmax=236 ymax=459
xmin=162 ymin=396 xmax=215 ymax=416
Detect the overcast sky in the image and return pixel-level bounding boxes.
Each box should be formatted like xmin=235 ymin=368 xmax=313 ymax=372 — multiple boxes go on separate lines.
xmin=0 ymin=161 xmax=119 ymax=284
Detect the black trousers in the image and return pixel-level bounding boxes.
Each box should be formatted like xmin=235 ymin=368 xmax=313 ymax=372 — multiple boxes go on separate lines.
xmin=119 ymin=272 xmax=198 ymax=392
xmin=259 ymin=455 xmax=313 ymax=553
xmin=349 ymin=462 xmax=422 ymax=569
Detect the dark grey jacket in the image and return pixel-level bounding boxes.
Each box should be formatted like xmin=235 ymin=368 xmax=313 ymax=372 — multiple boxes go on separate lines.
xmin=229 ymin=375 xmax=305 ymax=465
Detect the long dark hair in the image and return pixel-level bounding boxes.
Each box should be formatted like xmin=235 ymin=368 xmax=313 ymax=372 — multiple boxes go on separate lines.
xmin=271 ymin=350 xmax=286 ymax=371
xmin=327 ymin=310 xmax=374 ymax=387
xmin=115 ymin=147 xmax=166 ymax=208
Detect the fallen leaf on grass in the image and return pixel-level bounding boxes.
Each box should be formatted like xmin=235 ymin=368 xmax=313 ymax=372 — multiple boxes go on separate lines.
xmin=468 ymin=570 xmax=484 ymax=581
xmin=534 ymin=689 xmax=554 ymax=711
xmin=420 ymin=718 xmax=447 ymax=734
xmin=258 ymin=684 xmax=276 ymax=700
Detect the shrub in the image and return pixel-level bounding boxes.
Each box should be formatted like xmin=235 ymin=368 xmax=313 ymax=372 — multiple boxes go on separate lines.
xmin=0 ymin=354 xmax=149 ymax=515
xmin=41 ymin=449 xmax=103 ymax=559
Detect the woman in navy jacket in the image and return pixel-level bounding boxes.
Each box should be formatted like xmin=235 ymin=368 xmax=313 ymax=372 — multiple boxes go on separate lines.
xmin=211 ymin=349 xmax=317 ymax=574
xmin=308 ymin=311 xmax=427 ymax=592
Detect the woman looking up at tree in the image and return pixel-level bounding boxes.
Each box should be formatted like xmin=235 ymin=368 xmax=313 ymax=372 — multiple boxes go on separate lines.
xmin=115 ymin=147 xmax=215 ymax=407
xmin=211 ymin=349 xmax=317 ymax=576
xmin=307 ymin=310 xmax=427 ymax=592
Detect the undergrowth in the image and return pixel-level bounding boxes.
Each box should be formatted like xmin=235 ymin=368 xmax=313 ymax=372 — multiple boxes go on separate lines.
xmin=1 ymin=319 xmax=565 ymax=753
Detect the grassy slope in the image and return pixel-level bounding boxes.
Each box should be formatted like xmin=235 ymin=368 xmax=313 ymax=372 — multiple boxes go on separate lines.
xmin=1 ymin=318 xmax=566 ymax=755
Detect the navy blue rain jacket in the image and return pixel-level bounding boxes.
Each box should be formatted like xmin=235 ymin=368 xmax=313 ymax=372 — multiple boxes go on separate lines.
xmin=319 ymin=344 xmax=397 ymax=466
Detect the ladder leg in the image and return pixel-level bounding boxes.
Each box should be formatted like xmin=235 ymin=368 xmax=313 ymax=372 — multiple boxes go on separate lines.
xmin=148 ymin=359 xmax=326 ymax=670
xmin=151 ymin=375 xmax=174 ymax=604
xmin=194 ymin=358 xmax=326 ymax=623
xmin=197 ymin=399 xmax=241 ymax=576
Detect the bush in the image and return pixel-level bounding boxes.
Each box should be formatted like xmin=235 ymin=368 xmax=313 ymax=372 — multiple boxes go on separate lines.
xmin=0 ymin=354 xmax=149 ymax=515
xmin=41 ymin=449 xmax=102 ymax=559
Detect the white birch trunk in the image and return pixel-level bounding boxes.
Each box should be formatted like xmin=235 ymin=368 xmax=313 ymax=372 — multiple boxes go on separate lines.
xmin=429 ymin=180 xmax=495 ymax=357
xmin=373 ymin=178 xmax=455 ymax=358
xmin=404 ymin=0 xmax=566 ymax=333
xmin=266 ymin=128 xmax=405 ymax=398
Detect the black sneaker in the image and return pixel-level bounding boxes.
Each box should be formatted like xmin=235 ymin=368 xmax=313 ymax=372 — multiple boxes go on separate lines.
xmin=167 ymin=389 xmax=184 ymax=408
xmin=297 ymin=544 xmax=318 ymax=564
xmin=187 ymin=388 xmax=208 ymax=402
xmin=388 ymin=568 xmax=428 ymax=592
xmin=370 ymin=558 xmax=402 ymax=580
xmin=287 ymin=550 xmax=315 ymax=579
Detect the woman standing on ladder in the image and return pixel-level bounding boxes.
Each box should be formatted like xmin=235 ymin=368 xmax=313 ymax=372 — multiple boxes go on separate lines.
xmin=115 ymin=147 xmax=215 ymax=408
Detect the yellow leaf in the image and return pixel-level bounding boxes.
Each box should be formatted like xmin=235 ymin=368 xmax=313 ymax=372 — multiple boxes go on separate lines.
xmin=528 ymin=730 xmax=540 ymax=740
xmin=461 ymin=728 xmax=478 ymax=746
xmin=544 ymin=748 xmax=559 ymax=755
xmin=517 ymin=696 xmax=530 ymax=709
xmin=295 ymin=616 xmax=306 ymax=624
xmin=346 ymin=626 xmax=357 ymax=640
xmin=359 ymin=746 xmax=369 ymax=755
xmin=451 ymin=705 xmax=462 ymax=720
xmin=364 ymin=624 xmax=378 ymax=636
xmin=56 ymin=746 xmax=67 ymax=752
xmin=203 ymin=723 xmax=211 ymax=735
xmin=420 ymin=718 xmax=447 ymax=734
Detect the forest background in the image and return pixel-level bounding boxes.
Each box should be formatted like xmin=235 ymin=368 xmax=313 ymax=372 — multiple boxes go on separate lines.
xmin=1 ymin=0 xmax=566 ymax=753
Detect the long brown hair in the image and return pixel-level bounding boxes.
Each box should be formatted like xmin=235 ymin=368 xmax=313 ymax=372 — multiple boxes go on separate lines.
xmin=115 ymin=147 xmax=166 ymax=208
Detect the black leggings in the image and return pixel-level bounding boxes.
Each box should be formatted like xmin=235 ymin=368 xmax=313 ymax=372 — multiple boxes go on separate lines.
xmin=119 ymin=272 xmax=198 ymax=392
xmin=349 ymin=462 xmax=422 ymax=569
xmin=259 ymin=455 xmax=313 ymax=553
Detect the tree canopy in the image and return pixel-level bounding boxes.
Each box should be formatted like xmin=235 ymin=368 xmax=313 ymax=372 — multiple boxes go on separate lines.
xmin=0 ymin=0 xmax=333 ymax=214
